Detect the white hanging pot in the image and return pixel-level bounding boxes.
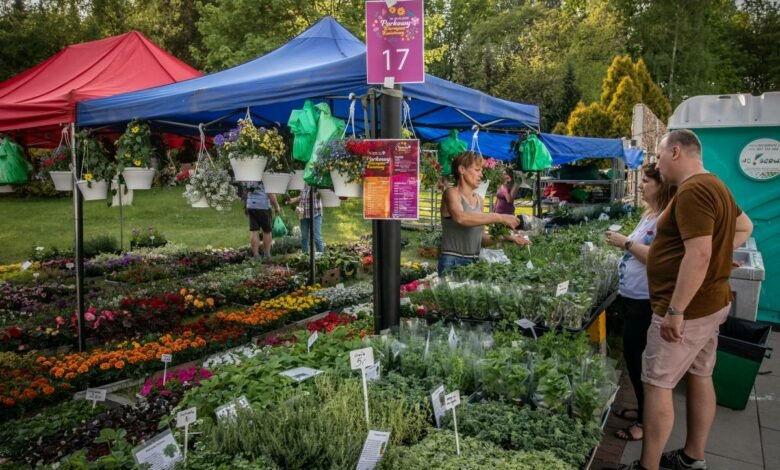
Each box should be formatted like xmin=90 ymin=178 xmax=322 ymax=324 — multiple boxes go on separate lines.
xmin=230 ymin=155 xmax=267 ymax=182
xmin=49 ymin=171 xmax=73 ymax=191
xmin=261 ymin=172 xmax=291 ymax=194
xmin=330 ymin=170 xmax=362 ymax=198
xmin=288 ymin=169 xmax=305 ymax=191
xmin=76 ymin=180 xmax=108 ymax=201
xmin=474 ymin=180 xmax=490 ymax=199
xmin=318 ymin=189 xmax=341 ymax=207
xmin=190 ymin=196 xmax=210 ymax=208
xmin=121 ymin=167 xmax=155 ymax=190
xmin=110 ymin=180 xmax=133 ymax=207
xmin=0 ymin=185 xmax=14 ymax=193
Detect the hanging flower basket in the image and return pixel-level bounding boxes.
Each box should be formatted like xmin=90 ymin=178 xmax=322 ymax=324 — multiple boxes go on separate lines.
xmin=331 ymin=170 xmax=362 ymax=198
xmin=229 ymin=155 xmax=267 ymax=182
xmin=76 ymin=180 xmax=109 ymax=201
xmin=121 ymin=167 xmax=155 ymax=190
xmin=288 ymin=169 xmax=305 ymax=191
xmin=190 ymin=196 xmax=210 ymax=208
xmin=318 ymin=189 xmax=341 ymax=207
xmin=110 ymin=180 xmax=133 ymax=207
xmin=262 ymin=172 xmax=291 ymax=194
xmin=49 ymin=171 xmax=73 ymax=191
xmin=474 ymin=180 xmax=490 ymax=199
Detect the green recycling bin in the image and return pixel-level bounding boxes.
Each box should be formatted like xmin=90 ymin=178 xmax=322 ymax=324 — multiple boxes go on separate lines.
xmin=712 ymin=316 xmax=772 ymax=410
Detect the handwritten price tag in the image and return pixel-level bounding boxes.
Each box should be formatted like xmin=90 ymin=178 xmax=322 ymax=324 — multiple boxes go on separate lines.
xmin=556 ymin=280 xmax=570 ymax=297
xmin=444 ymin=390 xmax=461 ymax=410
xmin=350 ymin=347 xmax=375 ymax=370
xmin=176 ymin=407 xmax=197 ymax=428
xmin=161 ymin=354 xmax=172 ymax=363
xmin=85 ymin=388 xmax=107 ymax=402
xmin=515 ymin=319 xmax=536 ymax=329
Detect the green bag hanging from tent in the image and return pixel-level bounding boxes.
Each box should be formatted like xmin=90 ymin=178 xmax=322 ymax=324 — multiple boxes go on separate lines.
xmin=287 ymin=100 xmax=320 ymax=163
xmin=304 ymin=103 xmax=345 ymax=188
xmin=437 ymin=130 xmax=467 ymax=177
xmin=520 ymin=134 xmax=552 ymax=171
xmin=272 ymin=215 xmax=288 ymax=237
xmin=0 ymin=137 xmax=29 ymax=185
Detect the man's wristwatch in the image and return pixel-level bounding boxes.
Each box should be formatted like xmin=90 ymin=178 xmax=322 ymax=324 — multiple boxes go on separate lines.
xmin=623 ymin=240 xmax=634 ymax=251
xmin=666 ymin=305 xmax=684 ymax=316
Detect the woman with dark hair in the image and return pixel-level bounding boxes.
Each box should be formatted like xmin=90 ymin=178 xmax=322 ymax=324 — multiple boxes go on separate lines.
xmin=494 ymin=167 xmax=520 ymax=215
xmin=606 ymin=162 xmax=676 ymax=441
xmin=438 ymin=151 xmax=530 ymax=277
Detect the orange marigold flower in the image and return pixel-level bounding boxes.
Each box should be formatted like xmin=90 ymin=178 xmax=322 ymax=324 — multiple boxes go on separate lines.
xmin=180 ymin=288 xmax=187 ymax=296
xmin=100 ymin=362 xmax=111 ymax=370
xmin=115 ymin=360 xmax=125 ymax=369
xmin=65 ymin=372 xmax=76 ymax=380
xmin=41 ymin=385 xmax=55 ymax=395
xmin=2 ymin=398 xmax=15 ymax=406
xmin=77 ymin=364 xmax=89 ymax=374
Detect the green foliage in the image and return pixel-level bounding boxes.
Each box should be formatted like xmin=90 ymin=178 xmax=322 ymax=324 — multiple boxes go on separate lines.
xmin=634 ymin=58 xmax=671 ymax=122
xmin=378 ymin=429 xmax=570 ymax=470
xmin=606 ymin=75 xmax=642 ymax=137
xmin=566 ymin=102 xmax=614 ymax=137
xmin=730 ymin=0 xmax=780 ymax=94
xmin=130 ymin=226 xmax=168 ymax=248
xmin=115 ymin=119 xmax=154 ymax=170
xmin=83 ymin=234 xmax=120 ymax=257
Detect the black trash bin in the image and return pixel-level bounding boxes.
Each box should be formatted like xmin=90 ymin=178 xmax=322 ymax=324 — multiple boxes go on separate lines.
xmin=712 ymin=316 xmax=773 ymax=410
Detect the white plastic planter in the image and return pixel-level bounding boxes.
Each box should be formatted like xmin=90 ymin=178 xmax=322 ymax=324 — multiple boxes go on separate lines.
xmin=330 ymin=170 xmax=362 ymax=198
xmin=190 ymin=196 xmax=210 ymax=208
xmin=49 ymin=171 xmax=73 ymax=191
xmin=288 ymin=169 xmax=305 ymax=191
xmin=474 ymin=180 xmax=490 ymax=199
xmin=318 ymin=189 xmax=341 ymax=207
xmin=0 ymin=185 xmax=14 ymax=193
xmin=262 ymin=172 xmax=291 ymax=194
xmin=121 ymin=167 xmax=155 ymax=190
xmin=230 ymin=155 xmax=267 ymax=182
xmin=110 ymin=180 xmax=133 ymax=207
xmin=76 ymin=180 xmax=108 ymax=201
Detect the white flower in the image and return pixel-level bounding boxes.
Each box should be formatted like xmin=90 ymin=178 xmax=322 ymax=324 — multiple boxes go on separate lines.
xmin=35 ymin=246 xmax=44 ymax=252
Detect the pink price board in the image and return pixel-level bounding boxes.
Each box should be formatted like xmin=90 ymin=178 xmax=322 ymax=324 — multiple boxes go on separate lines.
xmin=365 ymin=0 xmax=425 ymax=84
xmin=362 ymin=139 xmax=420 ymax=220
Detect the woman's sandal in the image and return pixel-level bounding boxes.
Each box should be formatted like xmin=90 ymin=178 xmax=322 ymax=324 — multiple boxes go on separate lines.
xmin=613 ymin=408 xmax=639 ymax=420
xmin=615 ymin=422 xmax=643 ymax=441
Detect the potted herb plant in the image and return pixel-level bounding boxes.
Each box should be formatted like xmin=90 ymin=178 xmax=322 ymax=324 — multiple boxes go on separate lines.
xmin=41 ymin=145 xmax=73 ymax=191
xmin=75 ymin=132 xmax=113 ymax=201
xmin=215 ymin=118 xmax=286 ymax=182
xmin=182 ymin=161 xmax=239 ymax=211
xmin=115 ymin=119 xmax=156 ymax=190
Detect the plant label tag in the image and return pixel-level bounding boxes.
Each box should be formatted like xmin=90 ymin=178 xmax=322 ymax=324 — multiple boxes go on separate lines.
xmin=430 ymin=385 xmax=446 ymax=428
xmin=448 ymin=325 xmax=458 ymax=349
xmin=585 ymin=242 xmax=595 ymax=251
xmin=356 ymin=430 xmax=391 ymax=470
xmin=132 ymin=429 xmax=182 ymax=470
xmin=176 ymin=407 xmax=197 ymax=428
xmin=161 ymin=354 xmax=172 ymax=363
xmin=526 ymin=260 xmax=534 ymax=269
xmin=556 ymin=280 xmax=569 ymax=297
xmin=444 ymin=390 xmax=461 ymax=410
xmin=350 ymin=347 xmax=374 ymax=370
xmin=280 ymin=367 xmax=323 ymax=383
xmin=235 ymin=395 xmax=250 ymax=409
xmin=365 ymin=362 xmax=381 ymax=382
xmin=608 ymin=224 xmax=622 ymax=232
xmin=516 ymin=319 xmax=536 ymax=329
xmin=20 ymin=261 xmax=32 ymax=271
xmin=584 ymin=216 xmax=589 ymax=222
xmin=598 ymin=213 xmax=610 ymax=221
xmin=400 ymin=297 xmax=411 ymax=306
xmin=307 ymin=331 xmax=318 ymax=352
xmin=215 ymin=402 xmax=238 ymax=422
xmin=604 ymin=206 xmax=611 ymax=213
xmin=85 ymin=388 xmax=107 ymax=402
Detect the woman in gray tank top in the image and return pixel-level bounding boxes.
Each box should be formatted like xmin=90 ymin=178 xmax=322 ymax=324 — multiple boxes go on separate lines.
xmin=438 ymin=151 xmax=531 ymax=277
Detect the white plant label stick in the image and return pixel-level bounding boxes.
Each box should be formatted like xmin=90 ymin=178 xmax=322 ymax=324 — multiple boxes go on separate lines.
xmin=444 ymin=390 xmax=462 ymax=455
xmin=556 ymin=280 xmax=569 ymax=297
xmin=85 ymin=388 xmax=107 ymax=409
xmin=430 ymin=385 xmax=446 ymax=428
xmin=177 ymin=407 xmax=197 ymax=459
xmin=307 ymin=330 xmax=318 ymax=353
xmin=161 ymin=353 xmax=172 ymax=385
xmin=350 ymin=347 xmax=374 ymax=426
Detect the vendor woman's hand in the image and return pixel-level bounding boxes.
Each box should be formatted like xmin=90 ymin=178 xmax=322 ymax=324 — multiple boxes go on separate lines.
xmin=499 ymin=214 xmax=520 ymax=229
xmin=606 ymin=230 xmax=627 ymax=248
xmin=510 ymin=234 xmax=531 ymax=246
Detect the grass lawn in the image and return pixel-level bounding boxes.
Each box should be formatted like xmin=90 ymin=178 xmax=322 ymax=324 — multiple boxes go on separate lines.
xmin=0 ymin=187 xmax=444 ymax=265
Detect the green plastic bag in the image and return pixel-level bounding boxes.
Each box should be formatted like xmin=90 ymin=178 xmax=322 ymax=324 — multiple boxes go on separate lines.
xmin=0 ymin=137 xmax=29 ymax=185
xmin=272 ymin=215 xmax=288 ymax=237
xmin=519 ymin=134 xmax=552 ymax=171
xmin=304 ymin=103 xmax=345 ymax=188
xmin=287 ymin=100 xmax=320 ymax=163
xmin=437 ymin=130 xmax=467 ymax=177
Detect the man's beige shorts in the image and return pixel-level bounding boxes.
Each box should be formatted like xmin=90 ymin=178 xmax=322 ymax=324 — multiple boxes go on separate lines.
xmin=642 ymin=304 xmax=730 ymax=389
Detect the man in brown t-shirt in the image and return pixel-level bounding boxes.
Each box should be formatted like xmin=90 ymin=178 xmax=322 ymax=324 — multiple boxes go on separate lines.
xmin=623 ymin=130 xmax=753 ymax=470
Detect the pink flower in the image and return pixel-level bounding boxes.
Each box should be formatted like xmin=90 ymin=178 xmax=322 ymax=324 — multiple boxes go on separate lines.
xmin=483 ymin=158 xmax=498 ymax=169
xmin=84 ymin=311 xmax=95 ymax=322
xmin=55 ymin=316 xmax=65 ymax=327
xmin=102 ymin=310 xmax=115 ymax=321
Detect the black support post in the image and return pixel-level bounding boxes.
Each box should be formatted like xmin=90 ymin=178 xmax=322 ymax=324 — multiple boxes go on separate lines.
xmin=71 ymin=124 xmax=86 ymax=352
xmin=309 ymin=187 xmax=316 ymax=285
xmin=373 ymin=85 xmax=402 ymax=333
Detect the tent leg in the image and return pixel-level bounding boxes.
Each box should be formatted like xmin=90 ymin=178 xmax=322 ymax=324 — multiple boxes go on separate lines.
xmin=309 ymin=188 xmax=315 ymax=286
xmin=71 ymin=124 xmax=86 ymax=353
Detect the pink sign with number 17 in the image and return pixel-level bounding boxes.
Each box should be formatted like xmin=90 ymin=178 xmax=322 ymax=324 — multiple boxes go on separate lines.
xmin=365 ymin=0 xmax=425 ymax=84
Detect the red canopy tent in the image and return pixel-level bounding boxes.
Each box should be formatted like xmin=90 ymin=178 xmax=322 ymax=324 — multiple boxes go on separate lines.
xmin=0 ymin=31 xmax=202 ymax=139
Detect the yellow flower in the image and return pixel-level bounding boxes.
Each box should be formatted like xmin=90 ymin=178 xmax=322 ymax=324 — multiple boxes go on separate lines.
xmin=389 ymin=6 xmax=396 ymax=13
xmin=84 ymin=173 xmax=94 ymax=181
xmin=133 ymin=160 xmax=142 ymax=167
xmin=131 ymin=126 xmax=140 ymax=134
xmin=397 ymin=7 xmax=405 ymax=15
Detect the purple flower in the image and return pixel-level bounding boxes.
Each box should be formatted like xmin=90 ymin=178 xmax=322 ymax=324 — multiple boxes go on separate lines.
xmin=214 ymin=134 xmax=225 ymax=146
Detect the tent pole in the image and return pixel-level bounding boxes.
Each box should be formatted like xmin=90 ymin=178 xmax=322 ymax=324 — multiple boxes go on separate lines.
xmin=309 ymin=187 xmax=315 ymax=286
xmin=71 ymin=123 xmax=86 ymax=352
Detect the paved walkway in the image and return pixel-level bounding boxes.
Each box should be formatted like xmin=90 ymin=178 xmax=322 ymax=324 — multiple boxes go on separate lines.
xmin=594 ymin=329 xmax=778 ymax=470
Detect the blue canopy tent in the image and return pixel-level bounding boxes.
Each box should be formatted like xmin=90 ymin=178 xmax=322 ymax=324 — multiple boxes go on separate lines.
xmin=77 ymin=17 xmax=539 ymax=134
xmin=538 ymin=133 xmax=643 ymax=168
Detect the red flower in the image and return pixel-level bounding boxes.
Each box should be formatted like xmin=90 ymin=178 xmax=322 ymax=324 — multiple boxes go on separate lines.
xmin=8 ymin=327 xmax=21 ymax=339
